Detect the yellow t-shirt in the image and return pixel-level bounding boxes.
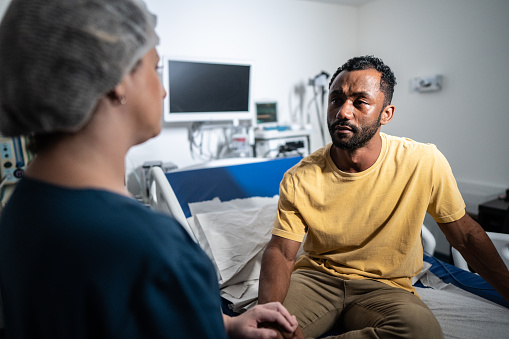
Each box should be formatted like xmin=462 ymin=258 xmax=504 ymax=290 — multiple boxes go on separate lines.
xmin=272 ymin=133 xmax=465 ymax=294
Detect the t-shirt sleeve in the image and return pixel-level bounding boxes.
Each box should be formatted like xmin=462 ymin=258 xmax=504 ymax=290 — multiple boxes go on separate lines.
xmin=427 ymin=146 xmax=466 ymax=223
xmin=272 ymin=172 xmax=307 ymax=242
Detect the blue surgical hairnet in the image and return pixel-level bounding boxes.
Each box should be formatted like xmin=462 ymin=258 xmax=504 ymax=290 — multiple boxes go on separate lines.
xmin=0 ymin=0 xmax=159 ymax=136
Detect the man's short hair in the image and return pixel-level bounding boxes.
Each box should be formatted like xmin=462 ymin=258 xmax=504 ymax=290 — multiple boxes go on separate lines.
xmin=329 ymin=55 xmax=397 ymax=107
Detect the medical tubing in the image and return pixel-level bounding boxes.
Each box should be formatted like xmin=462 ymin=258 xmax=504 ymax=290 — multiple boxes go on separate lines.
xmin=313 ymin=85 xmax=326 ymax=146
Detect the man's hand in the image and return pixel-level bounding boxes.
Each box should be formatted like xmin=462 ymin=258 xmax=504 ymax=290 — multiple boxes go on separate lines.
xmin=258 ymin=320 xmax=305 ymax=339
xmin=223 ymin=302 xmax=300 ymax=339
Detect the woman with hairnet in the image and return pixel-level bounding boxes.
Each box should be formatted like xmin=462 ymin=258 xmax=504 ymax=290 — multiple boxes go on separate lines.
xmin=0 ymin=0 xmax=300 ymax=338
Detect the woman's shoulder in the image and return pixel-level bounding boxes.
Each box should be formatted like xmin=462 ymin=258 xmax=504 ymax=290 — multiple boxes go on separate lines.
xmin=8 ymin=177 xmax=198 ymax=258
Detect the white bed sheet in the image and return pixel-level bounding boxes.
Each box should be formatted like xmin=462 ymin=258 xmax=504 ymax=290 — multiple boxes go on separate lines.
xmin=185 ymin=197 xmax=509 ymax=337
xmin=416 ymin=274 xmax=509 ymax=338
xmin=188 ymin=196 xmax=278 ymax=287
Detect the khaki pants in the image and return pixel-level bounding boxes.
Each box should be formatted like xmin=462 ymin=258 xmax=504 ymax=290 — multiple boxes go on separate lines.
xmin=283 ymin=269 xmax=443 ymax=339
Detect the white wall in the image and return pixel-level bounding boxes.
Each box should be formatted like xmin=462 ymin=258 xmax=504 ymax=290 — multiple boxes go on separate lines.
xmin=0 ymin=0 xmax=9 ymax=17
xmin=1 ymin=0 xmax=506 ymax=190
xmin=133 ymin=0 xmax=509 ymax=189
xmin=2 ymin=0 xmax=507 ymax=252
xmin=358 ymin=0 xmax=509 ymax=253
xmin=0 ymin=0 xmax=357 ymax=187
xmin=358 ymin=0 xmax=509 ymax=191
xmin=127 ymin=0 xmax=358 ymax=171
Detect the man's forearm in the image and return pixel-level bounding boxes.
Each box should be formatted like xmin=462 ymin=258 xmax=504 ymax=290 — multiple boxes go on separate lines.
xmin=258 ymin=245 xmax=295 ymax=304
xmin=442 ymin=214 xmax=509 ymax=302
xmin=459 ymin=228 xmax=509 ymax=302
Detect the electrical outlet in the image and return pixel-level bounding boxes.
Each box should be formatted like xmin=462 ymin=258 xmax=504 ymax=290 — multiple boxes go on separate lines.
xmin=412 ymin=75 xmax=443 ymax=92
xmin=1 ymin=141 xmax=12 ymax=159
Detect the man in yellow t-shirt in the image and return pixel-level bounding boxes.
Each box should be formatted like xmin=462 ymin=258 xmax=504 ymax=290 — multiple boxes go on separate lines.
xmin=258 ymin=55 xmax=509 ymax=339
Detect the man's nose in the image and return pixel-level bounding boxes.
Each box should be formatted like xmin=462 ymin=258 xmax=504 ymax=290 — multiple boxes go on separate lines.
xmin=336 ymin=101 xmax=353 ymax=120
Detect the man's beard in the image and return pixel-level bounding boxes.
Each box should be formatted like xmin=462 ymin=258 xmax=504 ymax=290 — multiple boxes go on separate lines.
xmin=328 ymin=112 xmax=382 ymax=151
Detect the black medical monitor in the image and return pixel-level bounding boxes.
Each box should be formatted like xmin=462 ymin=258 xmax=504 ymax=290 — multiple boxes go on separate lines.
xmin=256 ymin=102 xmax=278 ymax=125
xmin=162 ymin=58 xmax=252 ymax=123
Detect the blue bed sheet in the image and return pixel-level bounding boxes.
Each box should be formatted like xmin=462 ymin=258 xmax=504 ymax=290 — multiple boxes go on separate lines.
xmin=421 ymin=254 xmax=508 ymax=308
xmin=165 ymin=157 xmax=302 ymax=218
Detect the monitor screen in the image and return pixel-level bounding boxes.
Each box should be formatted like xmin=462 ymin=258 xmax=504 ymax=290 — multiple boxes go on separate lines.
xmin=162 ymin=58 xmax=252 ymax=123
xmin=256 ymin=102 xmax=278 ymax=125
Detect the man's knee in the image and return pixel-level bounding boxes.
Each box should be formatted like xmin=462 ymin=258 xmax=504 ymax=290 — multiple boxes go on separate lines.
xmin=343 ymin=292 xmax=443 ymax=339
xmin=375 ymin=300 xmax=443 ymax=339
xmin=283 ymin=270 xmax=345 ymax=338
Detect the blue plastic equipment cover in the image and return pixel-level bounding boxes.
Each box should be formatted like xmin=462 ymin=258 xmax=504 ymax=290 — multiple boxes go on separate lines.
xmin=165 ymin=157 xmax=302 ymax=218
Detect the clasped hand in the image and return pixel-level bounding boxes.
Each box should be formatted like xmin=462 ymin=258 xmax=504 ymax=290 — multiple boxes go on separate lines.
xmin=224 ymin=302 xmax=303 ymax=339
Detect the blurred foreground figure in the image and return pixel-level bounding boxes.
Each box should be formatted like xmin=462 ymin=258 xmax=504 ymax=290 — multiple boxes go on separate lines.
xmin=0 ymin=1 xmax=298 ymax=338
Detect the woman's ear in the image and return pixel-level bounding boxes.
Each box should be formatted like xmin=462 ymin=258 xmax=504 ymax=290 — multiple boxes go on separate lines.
xmin=106 ymin=82 xmax=127 ymax=106
xmin=106 ymin=90 xmax=117 ymax=102
xmin=380 ymin=105 xmax=395 ymax=125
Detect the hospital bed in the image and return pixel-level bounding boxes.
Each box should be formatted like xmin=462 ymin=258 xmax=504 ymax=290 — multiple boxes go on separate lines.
xmin=148 ymin=156 xmax=509 ymax=338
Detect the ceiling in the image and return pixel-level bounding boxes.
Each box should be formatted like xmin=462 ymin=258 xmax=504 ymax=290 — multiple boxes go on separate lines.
xmin=302 ymin=0 xmax=376 ymax=6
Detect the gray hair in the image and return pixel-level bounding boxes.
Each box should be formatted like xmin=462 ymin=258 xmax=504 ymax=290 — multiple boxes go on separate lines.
xmin=0 ymin=0 xmax=159 ymax=136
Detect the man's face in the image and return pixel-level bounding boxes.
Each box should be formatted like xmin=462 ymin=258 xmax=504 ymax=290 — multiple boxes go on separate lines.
xmin=327 ymin=69 xmax=386 ymax=150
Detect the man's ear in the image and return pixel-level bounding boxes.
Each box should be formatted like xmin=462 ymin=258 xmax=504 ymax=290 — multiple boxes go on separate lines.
xmin=380 ymin=105 xmax=395 ymax=125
